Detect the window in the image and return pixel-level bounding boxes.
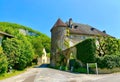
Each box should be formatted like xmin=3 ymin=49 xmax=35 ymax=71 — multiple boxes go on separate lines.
xmin=74 ymin=25 xmax=78 ymax=29
xmin=81 ymin=36 xmax=86 ymax=40
xmin=69 ymin=35 xmax=73 ymax=39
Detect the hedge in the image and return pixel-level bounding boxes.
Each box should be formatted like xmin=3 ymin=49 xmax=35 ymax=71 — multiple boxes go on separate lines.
xmin=76 ymin=39 xmax=96 ymax=64
xmin=0 ymin=47 xmax=8 ymax=74
xmin=96 ymin=55 xmax=120 ymax=69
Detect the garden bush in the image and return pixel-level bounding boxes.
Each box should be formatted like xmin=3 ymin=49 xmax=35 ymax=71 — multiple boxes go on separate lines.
xmin=73 ymin=67 xmax=87 ymax=73
xmin=0 ymin=47 xmax=8 ymax=74
xmin=2 ymin=37 xmax=34 ymax=70
xmin=76 ymin=39 xmax=96 ymax=64
xmin=96 ymin=55 xmax=120 ymax=69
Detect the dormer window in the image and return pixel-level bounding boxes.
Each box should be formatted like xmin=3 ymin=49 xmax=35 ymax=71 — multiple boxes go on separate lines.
xmin=103 ymin=30 xmax=106 ymax=33
xmin=74 ymin=25 xmax=78 ymax=29
xmin=91 ymin=28 xmax=95 ymax=31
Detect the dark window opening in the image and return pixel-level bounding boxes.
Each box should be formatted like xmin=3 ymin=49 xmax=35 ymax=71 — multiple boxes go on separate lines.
xmin=91 ymin=28 xmax=95 ymax=31
xmin=103 ymin=30 xmax=106 ymax=33
xmin=74 ymin=25 xmax=78 ymax=29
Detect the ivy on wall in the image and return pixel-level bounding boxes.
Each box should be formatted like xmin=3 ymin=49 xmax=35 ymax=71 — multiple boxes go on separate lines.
xmin=65 ymin=28 xmax=70 ymax=36
xmin=76 ymin=39 xmax=96 ymax=64
xmin=64 ymin=39 xmax=70 ymax=48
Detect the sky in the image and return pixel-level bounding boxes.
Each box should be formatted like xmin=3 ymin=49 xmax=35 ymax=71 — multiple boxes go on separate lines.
xmin=0 ymin=0 xmax=120 ymax=38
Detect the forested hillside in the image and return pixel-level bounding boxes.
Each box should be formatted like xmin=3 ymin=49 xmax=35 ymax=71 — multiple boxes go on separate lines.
xmin=0 ymin=22 xmax=47 ymax=36
xmin=0 ymin=22 xmax=51 ymax=74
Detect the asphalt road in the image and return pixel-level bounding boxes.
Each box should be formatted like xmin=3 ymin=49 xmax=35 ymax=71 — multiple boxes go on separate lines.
xmin=0 ymin=64 xmax=120 ymax=82
xmin=85 ymin=73 xmax=120 ymax=82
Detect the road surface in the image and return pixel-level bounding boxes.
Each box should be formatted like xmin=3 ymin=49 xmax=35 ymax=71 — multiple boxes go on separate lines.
xmin=0 ymin=64 xmax=120 ymax=82
xmin=85 ymin=73 xmax=120 ymax=82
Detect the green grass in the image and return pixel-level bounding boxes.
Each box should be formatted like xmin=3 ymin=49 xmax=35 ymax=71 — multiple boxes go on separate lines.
xmin=0 ymin=64 xmax=40 ymax=80
xmin=0 ymin=69 xmax=26 ymax=80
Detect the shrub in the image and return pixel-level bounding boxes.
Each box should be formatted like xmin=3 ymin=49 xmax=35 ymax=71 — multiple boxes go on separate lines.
xmin=96 ymin=57 xmax=105 ymax=68
xmin=96 ymin=55 xmax=120 ymax=69
xmin=73 ymin=67 xmax=87 ymax=73
xmin=60 ymin=66 xmax=68 ymax=71
xmin=76 ymin=39 xmax=96 ymax=64
xmin=0 ymin=47 xmax=8 ymax=74
xmin=72 ymin=60 xmax=81 ymax=69
xmin=2 ymin=36 xmax=34 ymax=70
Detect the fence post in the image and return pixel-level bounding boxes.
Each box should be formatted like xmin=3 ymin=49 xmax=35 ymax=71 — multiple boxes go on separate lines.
xmin=95 ymin=63 xmax=98 ymax=75
xmin=87 ymin=63 xmax=89 ymax=74
xmin=87 ymin=63 xmax=98 ymax=75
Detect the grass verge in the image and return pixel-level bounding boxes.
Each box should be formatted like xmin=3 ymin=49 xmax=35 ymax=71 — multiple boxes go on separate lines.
xmin=0 ymin=64 xmax=40 ymax=80
xmin=0 ymin=69 xmax=26 ymax=80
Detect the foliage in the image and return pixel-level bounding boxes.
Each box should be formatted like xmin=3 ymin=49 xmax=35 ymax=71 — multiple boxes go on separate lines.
xmin=76 ymin=39 xmax=97 ymax=64
xmin=0 ymin=69 xmax=26 ymax=80
xmin=2 ymin=36 xmax=34 ymax=70
xmin=73 ymin=67 xmax=87 ymax=73
xmin=0 ymin=47 xmax=8 ymax=74
xmin=65 ymin=28 xmax=70 ymax=36
xmin=0 ymin=22 xmax=51 ymax=54
xmin=28 ymin=35 xmax=51 ymax=58
xmin=0 ymin=22 xmax=50 ymax=71
xmin=64 ymin=38 xmax=70 ymax=48
xmin=40 ymin=34 xmax=51 ymax=53
xmin=97 ymin=37 xmax=120 ymax=56
xmin=47 ymin=53 xmax=50 ymax=57
xmin=0 ymin=22 xmax=42 ymax=36
xmin=96 ymin=37 xmax=120 ymax=69
xmin=96 ymin=55 xmax=120 ymax=69
xmin=61 ymin=65 xmax=68 ymax=71
xmin=28 ymin=36 xmax=44 ymax=58
xmin=73 ymin=60 xmax=81 ymax=69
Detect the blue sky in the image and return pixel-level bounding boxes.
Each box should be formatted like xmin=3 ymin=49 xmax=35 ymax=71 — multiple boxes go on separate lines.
xmin=0 ymin=0 xmax=120 ymax=38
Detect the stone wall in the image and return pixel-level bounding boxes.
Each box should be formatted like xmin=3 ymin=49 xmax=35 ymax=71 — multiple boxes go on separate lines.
xmin=51 ymin=26 xmax=96 ymax=67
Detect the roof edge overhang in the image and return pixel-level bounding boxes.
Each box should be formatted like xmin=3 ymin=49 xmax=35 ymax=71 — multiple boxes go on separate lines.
xmin=0 ymin=31 xmax=14 ymax=38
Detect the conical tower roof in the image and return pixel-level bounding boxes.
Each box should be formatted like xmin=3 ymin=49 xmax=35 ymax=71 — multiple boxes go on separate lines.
xmin=53 ymin=18 xmax=67 ymax=27
xmin=51 ymin=18 xmax=67 ymax=32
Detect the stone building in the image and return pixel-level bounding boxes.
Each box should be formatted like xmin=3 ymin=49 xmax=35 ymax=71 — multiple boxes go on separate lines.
xmin=50 ymin=18 xmax=109 ymax=67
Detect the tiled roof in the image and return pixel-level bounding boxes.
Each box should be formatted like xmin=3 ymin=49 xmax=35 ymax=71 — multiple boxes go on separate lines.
xmin=0 ymin=31 xmax=14 ymax=37
xmin=51 ymin=18 xmax=67 ymax=32
xmin=67 ymin=22 xmax=110 ymax=36
xmin=51 ymin=18 xmax=111 ymax=37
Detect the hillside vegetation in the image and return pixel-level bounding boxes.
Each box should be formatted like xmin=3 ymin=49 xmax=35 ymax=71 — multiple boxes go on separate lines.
xmin=0 ymin=22 xmax=51 ymax=74
xmin=0 ymin=22 xmax=42 ymax=35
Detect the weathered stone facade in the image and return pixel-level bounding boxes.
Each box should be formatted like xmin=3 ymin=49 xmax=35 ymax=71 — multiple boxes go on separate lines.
xmin=50 ymin=18 xmax=109 ymax=67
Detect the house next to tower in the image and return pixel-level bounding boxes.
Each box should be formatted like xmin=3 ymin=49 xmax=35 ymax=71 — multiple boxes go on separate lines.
xmin=0 ymin=31 xmax=14 ymax=46
xmin=50 ymin=18 xmax=110 ymax=67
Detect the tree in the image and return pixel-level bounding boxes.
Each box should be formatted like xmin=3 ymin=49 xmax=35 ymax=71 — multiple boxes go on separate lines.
xmin=40 ymin=35 xmax=51 ymax=53
xmin=97 ymin=37 xmax=120 ymax=56
xmin=2 ymin=35 xmax=34 ymax=70
xmin=28 ymin=36 xmax=44 ymax=58
xmin=0 ymin=22 xmax=51 ymax=69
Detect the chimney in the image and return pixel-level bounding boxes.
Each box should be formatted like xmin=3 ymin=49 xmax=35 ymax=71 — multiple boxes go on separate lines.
xmin=69 ymin=18 xmax=73 ymax=28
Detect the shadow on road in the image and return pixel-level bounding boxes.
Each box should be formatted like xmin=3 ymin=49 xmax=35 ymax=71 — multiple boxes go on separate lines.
xmin=34 ymin=64 xmax=49 ymax=68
